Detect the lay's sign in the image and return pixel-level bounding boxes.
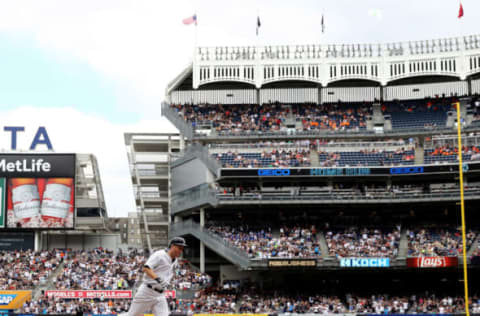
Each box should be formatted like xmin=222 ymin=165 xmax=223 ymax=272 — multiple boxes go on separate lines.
xmin=0 ymin=291 xmax=31 ymax=309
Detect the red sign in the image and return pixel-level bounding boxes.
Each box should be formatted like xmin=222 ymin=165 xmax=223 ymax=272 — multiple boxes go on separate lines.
xmin=164 ymin=290 xmax=176 ymax=299
xmin=407 ymin=257 xmax=458 ymax=268
xmin=45 ymin=290 xmax=132 ymax=299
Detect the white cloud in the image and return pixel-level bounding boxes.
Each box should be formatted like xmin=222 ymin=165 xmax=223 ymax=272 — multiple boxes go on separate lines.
xmin=0 ymin=106 xmax=177 ymax=217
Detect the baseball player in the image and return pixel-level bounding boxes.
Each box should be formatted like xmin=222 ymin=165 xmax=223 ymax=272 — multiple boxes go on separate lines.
xmin=126 ymin=237 xmax=187 ymax=316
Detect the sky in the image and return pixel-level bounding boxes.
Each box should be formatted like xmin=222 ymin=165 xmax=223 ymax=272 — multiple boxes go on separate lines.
xmin=0 ymin=0 xmax=478 ymax=217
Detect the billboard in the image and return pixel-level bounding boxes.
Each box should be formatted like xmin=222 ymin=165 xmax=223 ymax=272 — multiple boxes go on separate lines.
xmin=44 ymin=290 xmax=176 ymax=300
xmin=268 ymin=259 xmax=317 ymax=268
xmin=0 ymin=290 xmax=31 ymax=310
xmin=340 ymin=258 xmax=390 ymax=268
xmin=7 ymin=178 xmax=74 ymax=229
xmin=45 ymin=290 xmax=132 ymax=299
xmin=407 ymin=257 xmax=458 ymax=268
xmin=0 ymin=179 xmax=5 ymax=228
xmin=0 ymin=231 xmax=34 ymax=250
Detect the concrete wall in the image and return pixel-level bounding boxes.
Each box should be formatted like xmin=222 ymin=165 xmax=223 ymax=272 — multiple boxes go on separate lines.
xmin=42 ymin=233 xmax=125 ymax=251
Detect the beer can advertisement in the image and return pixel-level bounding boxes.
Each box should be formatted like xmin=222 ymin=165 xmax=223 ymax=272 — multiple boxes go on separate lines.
xmin=7 ymin=178 xmax=75 ymax=229
xmin=407 ymin=256 xmax=458 ymax=268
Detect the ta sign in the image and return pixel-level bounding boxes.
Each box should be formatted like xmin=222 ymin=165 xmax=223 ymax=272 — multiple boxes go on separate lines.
xmin=3 ymin=126 xmax=53 ymax=150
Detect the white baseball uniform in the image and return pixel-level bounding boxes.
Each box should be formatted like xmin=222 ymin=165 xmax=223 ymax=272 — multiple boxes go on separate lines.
xmin=127 ymin=249 xmax=177 ymax=316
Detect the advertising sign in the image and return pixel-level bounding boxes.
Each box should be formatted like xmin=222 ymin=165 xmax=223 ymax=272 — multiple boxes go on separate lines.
xmin=0 ymin=231 xmax=34 ymax=250
xmin=0 ymin=291 xmax=31 ymax=310
xmin=220 ymin=163 xmax=480 ymax=178
xmin=340 ymin=258 xmax=390 ymax=268
xmin=45 ymin=291 xmax=132 ymax=299
xmin=0 ymin=179 xmax=5 ymax=228
xmin=267 ymin=259 xmax=317 ymax=268
xmin=407 ymin=257 xmax=458 ymax=268
xmin=7 ymin=178 xmax=75 ymax=229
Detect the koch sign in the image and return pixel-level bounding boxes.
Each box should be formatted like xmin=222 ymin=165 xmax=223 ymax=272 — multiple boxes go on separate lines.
xmin=340 ymin=258 xmax=390 ymax=268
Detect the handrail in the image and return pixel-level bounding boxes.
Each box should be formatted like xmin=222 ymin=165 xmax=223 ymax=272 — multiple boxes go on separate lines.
xmin=170 ymin=219 xmax=251 ymax=269
xmin=161 ymin=102 xmax=194 ymax=139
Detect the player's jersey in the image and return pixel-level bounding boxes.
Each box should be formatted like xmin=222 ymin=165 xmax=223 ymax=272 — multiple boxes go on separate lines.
xmin=143 ymin=249 xmax=177 ymax=285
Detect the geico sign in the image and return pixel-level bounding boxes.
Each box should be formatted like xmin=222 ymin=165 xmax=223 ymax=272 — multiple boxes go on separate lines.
xmin=389 ymin=166 xmax=424 ymax=175
xmin=257 ymin=169 xmax=291 ymax=176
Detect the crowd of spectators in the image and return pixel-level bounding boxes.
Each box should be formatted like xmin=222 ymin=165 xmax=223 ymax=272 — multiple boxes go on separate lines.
xmin=169 ymin=291 xmax=237 ymax=313
xmin=207 ymin=224 xmax=321 ymax=259
xmin=170 ymin=102 xmax=371 ymax=133
xmin=407 ymin=228 xmax=477 ymax=257
xmin=213 ymin=148 xmax=311 ymax=168
xmin=0 ymin=249 xmax=63 ymax=290
xmin=239 ymin=293 xmax=347 ymax=313
xmin=54 ymin=248 xmax=144 ymax=290
xmin=172 ymin=259 xmax=212 ymax=290
xmin=293 ymin=103 xmax=370 ymax=132
xmin=344 ymin=294 xmax=475 ymax=314
xmin=318 ymin=147 xmax=415 ymax=167
xmin=325 ymin=226 xmax=401 ymax=258
xmin=428 ymin=145 xmax=480 ymax=157
xmin=171 ymin=103 xmax=288 ymax=133
xmin=19 ymin=297 xmax=131 ymax=315
xmin=17 ymin=292 xmax=480 ymax=314
xmin=381 ymin=97 xmax=455 ymax=114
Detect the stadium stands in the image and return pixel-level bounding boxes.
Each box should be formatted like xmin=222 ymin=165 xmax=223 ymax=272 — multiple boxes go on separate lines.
xmin=325 ymin=226 xmax=401 ymax=258
xmin=407 ymin=228 xmax=477 ymax=257
xmin=207 ymin=224 xmax=321 ymax=259
xmin=0 ymin=249 xmax=63 ymax=290
xmin=382 ymin=98 xmax=454 ymax=130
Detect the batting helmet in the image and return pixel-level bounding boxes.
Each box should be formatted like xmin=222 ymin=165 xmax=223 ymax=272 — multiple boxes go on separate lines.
xmin=169 ymin=237 xmax=188 ymax=248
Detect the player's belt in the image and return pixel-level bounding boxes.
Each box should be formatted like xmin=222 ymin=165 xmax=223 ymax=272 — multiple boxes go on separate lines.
xmin=147 ymin=284 xmax=164 ymax=294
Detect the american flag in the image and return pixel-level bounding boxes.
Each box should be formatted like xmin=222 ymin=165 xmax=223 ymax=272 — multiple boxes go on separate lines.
xmin=183 ymin=14 xmax=197 ymax=25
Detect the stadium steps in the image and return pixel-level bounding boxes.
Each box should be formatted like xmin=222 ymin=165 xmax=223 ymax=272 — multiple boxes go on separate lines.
xmin=318 ymin=232 xmax=330 ymax=260
xmin=371 ymin=103 xmax=385 ymax=130
xmin=170 ymin=219 xmax=252 ymax=270
xmin=446 ymin=112 xmax=456 ymax=128
xmin=467 ymin=234 xmax=480 ymax=257
xmin=415 ymin=144 xmax=424 ymax=165
xmin=310 ymin=150 xmax=320 ymax=167
xmin=161 ymin=103 xmax=194 ymax=139
xmin=32 ymin=260 xmax=65 ymax=300
xmin=173 ymin=143 xmax=221 ymax=178
xmin=397 ymin=229 xmax=409 ymax=259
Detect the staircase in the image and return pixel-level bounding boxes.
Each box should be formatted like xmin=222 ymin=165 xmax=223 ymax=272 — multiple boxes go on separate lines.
xmin=318 ymin=232 xmax=330 ymax=260
xmin=161 ymin=103 xmax=194 ymax=139
xmin=170 ymin=220 xmax=252 ymax=270
xmin=33 ymin=261 xmax=65 ymax=300
xmin=369 ymin=103 xmax=386 ymax=131
xmin=414 ymin=144 xmax=424 ymax=165
xmin=467 ymin=234 xmax=480 ymax=257
xmin=310 ymin=150 xmax=320 ymax=167
xmin=397 ymin=229 xmax=409 ymax=259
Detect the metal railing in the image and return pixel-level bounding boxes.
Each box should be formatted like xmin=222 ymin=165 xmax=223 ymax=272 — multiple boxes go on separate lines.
xmin=161 ymin=102 xmax=193 ymax=139
xmin=170 ymin=219 xmax=251 ymax=269
xmin=171 ymin=184 xmax=218 ymax=214
xmin=137 ymin=169 xmax=169 ymax=177
xmin=216 ymin=188 xmax=480 ymax=203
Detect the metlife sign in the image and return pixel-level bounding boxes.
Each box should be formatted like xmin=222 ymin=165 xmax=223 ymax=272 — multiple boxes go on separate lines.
xmin=0 ymin=154 xmax=75 ymax=178
xmin=340 ymin=258 xmax=390 ymax=268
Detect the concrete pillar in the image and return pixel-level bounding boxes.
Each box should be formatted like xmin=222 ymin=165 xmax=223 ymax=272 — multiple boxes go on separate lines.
xmin=200 ymin=208 xmax=205 ymax=273
xmin=34 ymin=231 xmax=42 ymax=251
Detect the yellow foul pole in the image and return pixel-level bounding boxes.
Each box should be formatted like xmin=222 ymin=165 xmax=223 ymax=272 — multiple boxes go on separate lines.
xmin=456 ymin=101 xmax=470 ymax=316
